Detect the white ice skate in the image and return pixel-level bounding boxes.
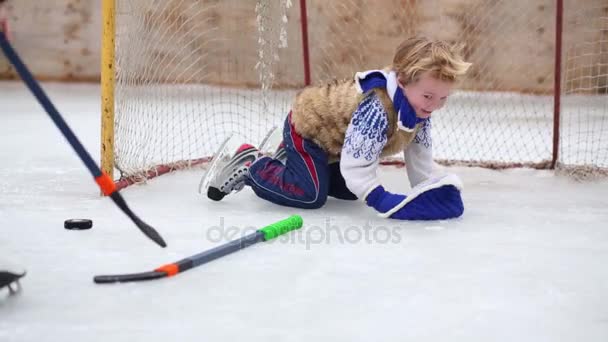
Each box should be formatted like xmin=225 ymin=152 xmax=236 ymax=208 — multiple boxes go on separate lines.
xmin=0 ymin=268 xmax=26 ymax=295
xmin=199 ymin=127 xmax=282 ymax=200
xmin=206 ymin=143 xmax=259 ymax=201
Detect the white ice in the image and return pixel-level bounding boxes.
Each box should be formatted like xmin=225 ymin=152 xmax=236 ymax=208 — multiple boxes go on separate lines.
xmin=1 ymin=82 xmax=608 ymax=342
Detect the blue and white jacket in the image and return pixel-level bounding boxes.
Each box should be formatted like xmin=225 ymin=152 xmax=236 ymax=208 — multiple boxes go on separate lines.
xmin=340 ymin=70 xmax=434 ymax=200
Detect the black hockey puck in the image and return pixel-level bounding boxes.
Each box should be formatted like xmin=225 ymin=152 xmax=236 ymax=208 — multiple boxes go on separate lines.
xmin=64 ymin=219 xmax=93 ymax=230
xmin=207 ymin=186 xmax=226 ymax=201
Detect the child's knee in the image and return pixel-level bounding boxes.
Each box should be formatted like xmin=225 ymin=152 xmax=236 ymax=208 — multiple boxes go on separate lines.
xmin=299 ymin=193 xmax=327 ymax=209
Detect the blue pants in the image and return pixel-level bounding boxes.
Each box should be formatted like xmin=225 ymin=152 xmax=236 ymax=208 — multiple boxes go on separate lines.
xmin=246 ymin=113 xmax=357 ymax=209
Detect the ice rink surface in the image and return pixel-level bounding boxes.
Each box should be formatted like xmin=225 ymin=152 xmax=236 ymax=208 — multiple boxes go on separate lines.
xmin=1 ymin=82 xmax=607 ymax=341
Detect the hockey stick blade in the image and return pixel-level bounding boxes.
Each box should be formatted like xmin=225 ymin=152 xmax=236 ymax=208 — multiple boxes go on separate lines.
xmin=94 ymin=271 xmax=167 ymax=284
xmin=110 ymin=192 xmax=167 ymax=248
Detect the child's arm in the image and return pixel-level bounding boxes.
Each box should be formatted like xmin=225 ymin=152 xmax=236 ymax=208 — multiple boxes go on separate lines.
xmin=340 ymin=95 xmax=463 ymax=220
xmin=403 ymin=119 xmax=434 ymax=187
xmin=339 ymin=94 xmax=388 ymax=200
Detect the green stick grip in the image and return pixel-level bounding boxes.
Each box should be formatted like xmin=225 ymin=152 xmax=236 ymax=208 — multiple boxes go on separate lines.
xmin=259 ymin=215 xmax=303 ymax=241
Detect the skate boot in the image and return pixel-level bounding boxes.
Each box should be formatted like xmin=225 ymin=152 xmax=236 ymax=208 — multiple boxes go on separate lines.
xmin=0 ymin=268 xmax=26 ymax=294
xmin=207 ymin=144 xmax=259 ymax=201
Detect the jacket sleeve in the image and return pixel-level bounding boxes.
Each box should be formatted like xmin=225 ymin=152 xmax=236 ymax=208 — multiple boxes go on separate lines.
xmin=340 ymin=93 xmax=389 ymax=199
xmin=403 ymin=119 xmax=434 ymax=187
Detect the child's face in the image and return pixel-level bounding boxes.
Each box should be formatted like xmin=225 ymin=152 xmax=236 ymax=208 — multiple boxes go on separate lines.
xmin=400 ymin=72 xmax=454 ymax=119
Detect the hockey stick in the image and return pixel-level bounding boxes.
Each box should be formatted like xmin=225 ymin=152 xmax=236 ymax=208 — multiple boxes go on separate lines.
xmin=0 ymin=31 xmax=166 ymax=248
xmin=94 ymin=215 xmax=303 ymax=284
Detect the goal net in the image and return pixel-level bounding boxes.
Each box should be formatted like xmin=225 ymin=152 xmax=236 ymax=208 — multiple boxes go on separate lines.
xmin=102 ymin=0 xmax=608 ymax=188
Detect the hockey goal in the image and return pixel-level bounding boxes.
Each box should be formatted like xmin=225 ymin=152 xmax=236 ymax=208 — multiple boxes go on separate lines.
xmin=101 ymin=0 xmax=608 ymax=190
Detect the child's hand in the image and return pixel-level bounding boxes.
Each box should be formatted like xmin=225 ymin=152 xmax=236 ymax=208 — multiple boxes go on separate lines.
xmin=366 ymin=174 xmax=464 ymax=221
xmin=365 ymin=186 xmax=406 ymax=214
xmin=388 ymin=184 xmax=463 ymax=220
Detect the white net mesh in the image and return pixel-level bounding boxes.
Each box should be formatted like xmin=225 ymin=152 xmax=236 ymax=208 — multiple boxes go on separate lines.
xmin=113 ymin=0 xmax=294 ymax=181
xmin=111 ymin=0 xmax=608 ymax=183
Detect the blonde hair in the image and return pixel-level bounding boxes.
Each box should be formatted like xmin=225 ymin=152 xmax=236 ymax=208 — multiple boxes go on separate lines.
xmin=392 ymin=36 xmax=472 ymax=85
